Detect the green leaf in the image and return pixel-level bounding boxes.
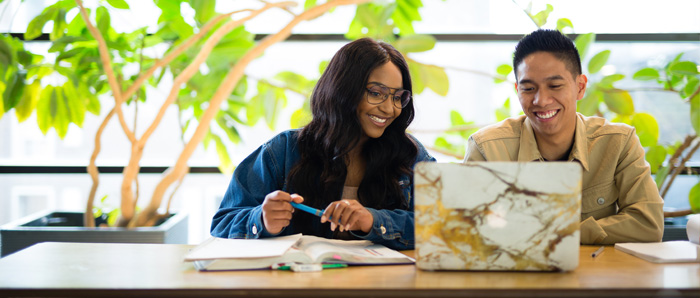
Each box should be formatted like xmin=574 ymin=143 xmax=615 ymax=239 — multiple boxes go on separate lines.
xmin=14 ymin=81 xmax=41 ymax=122
xmin=0 ymin=82 xmax=4 ymax=119
xmin=689 ymin=182 xmax=700 ymax=213
xmin=556 ymin=18 xmax=573 ymax=32
xmin=587 ymin=50 xmax=610 ymax=74
xmin=107 ymin=209 xmax=119 ymax=226
xmin=690 ymin=92 xmax=700 ymax=135
xmin=654 ymin=165 xmax=669 ymax=190
xmin=304 ymin=0 xmax=317 ymax=10
xmin=17 ymin=50 xmax=36 ymax=67
xmin=3 ymin=71 xmax=26 ymax=112
xmin=81 ymin=83 xmax=100 ymax=115
xmin=0 ymin=37 xmax=13 ymax=66
xmin=631 ymin=112 xmax=659 ymax=147
xmin=290 ymin=108 xmax=312 ymax=129
xmin=495 ymin=98 xmax=510 ymax=122
xmin=392 ymin=0 xmax=423 ymax=36
xmin=450 ymin=110 xmax=466 ymax=126
xmin=319 ymin=60 xmax=329 ymax=75
xmin=48 ymin=36 xmax=90 ymax=52
xmin=190 ymin=0 xmax=216 ymax=25
xmin=63 ymin=82 xmax=86 ymax=126
xmin=531 ymin=4 xmax=553 ymax=28
xmin=216 ymin=112 xmax=241 ymax=144
xmin=106 ymin=0 xmax=130 ymax=9
xmin=632 ymin=68 xmax=660 ymax=81
xmin=274 ymin=71 xmax=311 ymax=94
xmin=25 ymin=6 xmax=56 ymax=40
xmin=56 ymin=47 xmax=83 ymax=62
xmin=211 ymin=133 xmax=234 ymax=177
xmin=682 ymin=76 xmax=699 ymax=99
xmin=603 ymin=89 xmax=634 ymax=115
xmin=599 ymin=74 xmax=625 ymax=89
xmin=424 ymin=64 xmax=449 ymax=96
xmin=265 ymin=87 xmax=287 ymax=130
xmin=408 ymin=60 xmax=425 ymax=94
xmin=645 ymin=145 xmax=667 ymax=175
xmin=574 ymin=33 xmax=595 ymax=60
xmin=50 ymin=9 xmax=67 ymax=40
xmin=433 ymin=136 xmax=465 ymax=158
xmin=54 ymin=86 xmax=70 ymax=138
xmin=346 ymin=3 xmax=390 ymax=40
xmin=395 ymin=34 xmax=436 ymax=53
xmin=577 ymin=89 xmax=600 ymax=116
xmin=96 ymin=6 xmax=111 ymax=39
xmin=36 ymin=86 xmax=55 ymax=135
xmin=611 ymin=114 xmax=631 ymax=125
xmin=669 ymin=61 xmax=699 ymax=76
xmin=246 ymin=95 xmax=263 ymax=126
xmin=494 ymin=64 xmax=512 ymax=83
xmin=496 ymin=64 xmax=512 ymax=76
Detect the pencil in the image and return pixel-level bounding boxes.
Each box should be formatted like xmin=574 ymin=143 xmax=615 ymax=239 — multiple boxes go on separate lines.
xmin=591 ymin=246 xmax=604 ymax=258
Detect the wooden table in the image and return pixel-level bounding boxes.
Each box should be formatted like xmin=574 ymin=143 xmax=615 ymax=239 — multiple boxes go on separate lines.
xmin=0 ymin=242 xmax=698 ymax=297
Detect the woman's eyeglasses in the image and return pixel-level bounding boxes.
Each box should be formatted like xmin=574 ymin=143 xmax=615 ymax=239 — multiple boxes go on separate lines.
xmin=365 ymin=83 xmax=411 ymax=109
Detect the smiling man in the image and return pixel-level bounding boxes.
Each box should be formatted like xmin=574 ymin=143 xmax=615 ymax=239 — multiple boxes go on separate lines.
xmin=463 ymin=29 xmax=664 ymax=244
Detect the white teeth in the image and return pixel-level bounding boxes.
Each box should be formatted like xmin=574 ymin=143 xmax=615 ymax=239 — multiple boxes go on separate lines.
xmin=369 ymin=115 xmax=387 ymax=123
xmin=536 ymin=110 xmax=558 ymax=119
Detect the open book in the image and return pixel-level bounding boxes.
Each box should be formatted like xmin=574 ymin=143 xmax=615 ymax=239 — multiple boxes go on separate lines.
xmin=184 ymin=234 xmax=414 ymax=271
xmin=614 ymin=241 xmax=699 ymax=263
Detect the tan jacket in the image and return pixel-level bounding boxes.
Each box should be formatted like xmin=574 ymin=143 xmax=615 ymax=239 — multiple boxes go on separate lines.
xmin=464 ymin=113 xmax=664 ymax=244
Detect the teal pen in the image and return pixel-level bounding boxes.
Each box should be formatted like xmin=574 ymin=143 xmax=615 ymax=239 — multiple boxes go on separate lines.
xmin=290 ymin=202 xmax=324 ymax=217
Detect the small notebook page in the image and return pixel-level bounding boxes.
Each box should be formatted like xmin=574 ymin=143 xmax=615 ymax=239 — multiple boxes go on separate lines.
xmin=615 ymin=241 xmax=699 ymax=263
xmin=185 ymin=234 xmax=302 ymax=260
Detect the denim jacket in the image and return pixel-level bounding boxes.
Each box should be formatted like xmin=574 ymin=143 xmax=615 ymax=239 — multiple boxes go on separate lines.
xmin=210 ymin=129 xmax=435 ymax=250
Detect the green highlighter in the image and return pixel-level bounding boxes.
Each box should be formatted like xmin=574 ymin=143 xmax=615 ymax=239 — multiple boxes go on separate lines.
xmin=272 ymin=263 xmax=348 ymax=272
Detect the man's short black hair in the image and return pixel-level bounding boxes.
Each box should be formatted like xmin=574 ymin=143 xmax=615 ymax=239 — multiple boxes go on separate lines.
xmin=513 ymin=29 xmax=582 ymax=80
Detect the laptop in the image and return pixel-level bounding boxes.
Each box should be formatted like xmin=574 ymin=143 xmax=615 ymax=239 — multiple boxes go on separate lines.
xmin=413 ymin=161 xmax=581 ymax=271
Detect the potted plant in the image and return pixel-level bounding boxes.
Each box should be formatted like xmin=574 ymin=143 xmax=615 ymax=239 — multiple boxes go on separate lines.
xmin=0 ymin=0 xmax=449 ymax=256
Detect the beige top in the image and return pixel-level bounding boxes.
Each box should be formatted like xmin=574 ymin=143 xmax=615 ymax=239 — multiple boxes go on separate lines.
xmin=342 ymin=186 xmax=359 ymax=200
xmin=464 ymin=113 xmax=664 ymax=245
xmin=334 ymin=186 xmax=359 ymax=240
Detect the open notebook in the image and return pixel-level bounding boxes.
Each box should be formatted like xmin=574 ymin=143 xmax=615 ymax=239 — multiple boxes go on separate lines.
xmin=184 ymin=234 xmax=414 ymax=271
xmin=413 ymin=162 xmax=582 ymax=271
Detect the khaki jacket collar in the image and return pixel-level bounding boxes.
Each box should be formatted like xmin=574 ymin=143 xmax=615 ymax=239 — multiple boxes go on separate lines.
xmin=517 ymin=113 xmax=590 ymax=172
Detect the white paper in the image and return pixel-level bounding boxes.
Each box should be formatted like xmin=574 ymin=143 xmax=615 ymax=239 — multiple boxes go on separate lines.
xmin=184 ymin=233 xmax=302 ymax=260
xmin=687 ymin=214 xmax=700 ymax=245
xmin=615 ymin=241 xmax=699 ymax=263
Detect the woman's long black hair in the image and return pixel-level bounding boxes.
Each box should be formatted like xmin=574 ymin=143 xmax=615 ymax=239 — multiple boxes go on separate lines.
xmin=286 ymin=38 xmax=418 ymax=214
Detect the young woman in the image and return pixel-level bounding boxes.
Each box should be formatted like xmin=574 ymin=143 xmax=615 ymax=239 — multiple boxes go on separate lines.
xmin=210 ymin=38 xmax=434 ymax=250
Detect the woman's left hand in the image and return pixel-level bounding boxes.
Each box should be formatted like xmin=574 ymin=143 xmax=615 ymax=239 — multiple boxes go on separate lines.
xmin=321 ymin=200 xmax=373 ymax=233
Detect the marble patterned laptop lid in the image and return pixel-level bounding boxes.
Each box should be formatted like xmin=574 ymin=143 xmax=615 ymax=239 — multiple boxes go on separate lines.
xmin=414 ymin=162 xmax=582 ymax=271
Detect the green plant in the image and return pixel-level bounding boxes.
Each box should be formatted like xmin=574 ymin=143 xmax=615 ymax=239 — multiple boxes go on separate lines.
xmin=0 ymin=0 xmax=448 ymax=227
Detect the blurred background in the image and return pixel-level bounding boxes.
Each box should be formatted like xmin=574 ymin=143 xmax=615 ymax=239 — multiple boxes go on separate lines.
xmin=0 ymin=0 xmax=698 ymax=243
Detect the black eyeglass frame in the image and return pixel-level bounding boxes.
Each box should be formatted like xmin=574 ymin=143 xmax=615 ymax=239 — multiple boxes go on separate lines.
xmin=364 ymin=82 xmax=412 ymax=109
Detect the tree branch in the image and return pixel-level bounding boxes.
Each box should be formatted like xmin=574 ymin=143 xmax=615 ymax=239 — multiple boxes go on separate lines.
xmin=135 ymin=0 xmax=372 ymax=227
xmin=408 ymin=123 xmax=484 ymax=134
xmin=511 ymin=0 xmax=540 ymax=28
xmin=661 ymin=135 xmax=699 ymax=198
xmin=423 ymin=145 xmax=464 ymax=159
xmin=84 ymin=107 xmax=115 ymax=227
xmin=75 ymin=0 xmax=135 ymax=144
xmin=121 ymin=9 xmax=256 ymax=101
xmin=405 ymin=57 xmax=512 ymax=83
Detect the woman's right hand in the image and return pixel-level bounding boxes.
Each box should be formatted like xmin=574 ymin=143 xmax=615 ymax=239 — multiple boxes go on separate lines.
xmin=261 ymin=191 xmax=304 ymax=234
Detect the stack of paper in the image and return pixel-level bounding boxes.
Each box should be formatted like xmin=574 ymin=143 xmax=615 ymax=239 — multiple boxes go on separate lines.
xmin=615 ymin=241 xmax=699 ymax=263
